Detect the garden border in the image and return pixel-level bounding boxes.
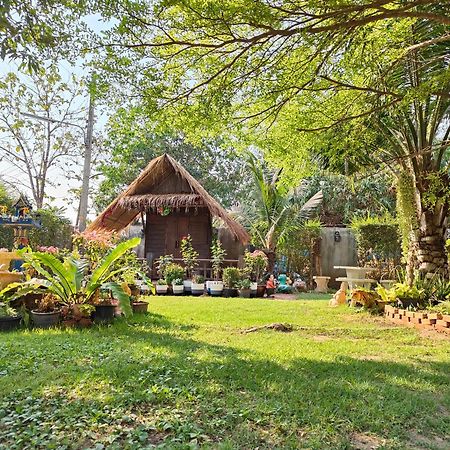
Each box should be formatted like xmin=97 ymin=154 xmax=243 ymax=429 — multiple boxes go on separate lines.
xmin=385 ymin=305 xmax=450 ymax=335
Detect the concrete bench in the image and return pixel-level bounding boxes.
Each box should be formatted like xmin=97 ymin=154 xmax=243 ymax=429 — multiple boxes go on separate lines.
xmin=313 ymin=276 xmax=331 ymax=293
xmin=336 ymin=277 xmax=376 ymax=290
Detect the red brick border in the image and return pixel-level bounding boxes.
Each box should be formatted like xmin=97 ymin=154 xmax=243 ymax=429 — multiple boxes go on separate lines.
xmin=384 ymin=305 xmax=450 ymax=335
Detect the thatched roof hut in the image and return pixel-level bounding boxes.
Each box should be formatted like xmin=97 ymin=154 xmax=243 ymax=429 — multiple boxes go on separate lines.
xmin=88 ymin=154 xmax=249 ymax=261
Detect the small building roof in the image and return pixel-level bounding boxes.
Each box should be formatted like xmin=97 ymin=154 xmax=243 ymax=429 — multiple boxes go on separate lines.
xmin=87 ymin=154 xmax=250 ymax=244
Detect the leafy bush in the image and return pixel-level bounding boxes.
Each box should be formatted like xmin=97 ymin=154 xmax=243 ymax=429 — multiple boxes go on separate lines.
xmin=211 ymin=239 xmax=226 ymax=280
xmin=164 ymin=263 xmax=185 ymax=285
xmin=180 ymin=235 xmax=198 ymax=277
xmin=278 ymin=219 xmax=322 ymax=283
xmin=350 ymin=215 xmax=401 ymax=278
xmin=222 ymin=267 xmax=241 ymax=288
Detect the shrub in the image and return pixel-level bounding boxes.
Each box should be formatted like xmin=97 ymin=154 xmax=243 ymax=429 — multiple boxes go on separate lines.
xmin=222 ymin=267 xmax=241 ymax=288
xmin=278 ymin=219 xmax=322 ymax=283
xmin=164 ymin=263 xmax=185 ymax=285
xmin=211 ymin=239 xmax=226 ymax=280
xmin=350 ymin=215 xmax=401 ymax=278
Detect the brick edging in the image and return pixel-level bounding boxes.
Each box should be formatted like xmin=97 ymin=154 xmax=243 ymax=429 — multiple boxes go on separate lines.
xmin=384 ymin=305 xmax=450 ymax=335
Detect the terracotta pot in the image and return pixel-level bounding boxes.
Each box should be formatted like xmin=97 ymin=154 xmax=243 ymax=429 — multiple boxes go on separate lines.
xmin=256 ymin=285 xmax=266 ymax=298
xmin=132 ymin=301 xmax=148 ymax=313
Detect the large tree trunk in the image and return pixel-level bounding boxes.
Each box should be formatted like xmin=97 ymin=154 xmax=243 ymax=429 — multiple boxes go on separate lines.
xmin=410 ymin=205 xmax=448 ymax=278
xmin=407 ymin=177 xmax=448 ymax=279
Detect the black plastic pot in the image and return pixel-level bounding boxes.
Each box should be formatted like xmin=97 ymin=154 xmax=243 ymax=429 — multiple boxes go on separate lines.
xmin=222 ymin=288 xmax=238 ymax=298
xmin=0 ymin=315 xmax=21 ymax=332
xmin=31 ymin=310 xmax=61 ymax=329
xmin=132 ymin=301 xmax=148 ymax=313
xmin=94 ymin=304 xmax=116 ymax=323
xmin=238 ymin=289 xmax=251 ymax=298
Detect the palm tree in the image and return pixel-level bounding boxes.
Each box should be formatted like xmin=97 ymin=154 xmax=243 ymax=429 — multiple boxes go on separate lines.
xmin=236 ymin=153 xmax=322 ymax=269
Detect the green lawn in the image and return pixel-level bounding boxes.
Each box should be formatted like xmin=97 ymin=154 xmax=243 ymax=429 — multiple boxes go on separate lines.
xmin=1 ymin=295 xmax=449 ymax=449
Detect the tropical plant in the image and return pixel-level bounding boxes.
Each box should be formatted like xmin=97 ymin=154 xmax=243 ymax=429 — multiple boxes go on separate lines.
xmin=238 ymin=154 xmax=323 ymax=258
xmin=157 ymin=279 xmax=168 ymax=286
xmin=210 ymin=239 xmax=226 ymax=280
xmin=0 ymin=304 xmax=18 ymax=318
xmin=180 ymin=235 xmax=198 ymax=278
xmin=13 ymin=238 xmax=141 ymax=317
xmin=222 ymin=267 xmax=241 ymax=289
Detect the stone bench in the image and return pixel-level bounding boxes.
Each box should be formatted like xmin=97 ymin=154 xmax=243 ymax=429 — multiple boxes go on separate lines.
xmin=313 ymin=276 xmax=331 ymax=293
xmin=336 ymin=277 xmax=376 ymax=290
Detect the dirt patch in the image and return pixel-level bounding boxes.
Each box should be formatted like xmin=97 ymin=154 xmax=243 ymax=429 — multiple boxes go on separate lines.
xmin=419 ymin=329 xmax=450 ymax=341
xmin=243 ymin=323 xmax=293 ymax=334
xmin=350 ymin=432 xmax=385 ymax=449
xmin=408 ymin=430 xmax=449 ymax=449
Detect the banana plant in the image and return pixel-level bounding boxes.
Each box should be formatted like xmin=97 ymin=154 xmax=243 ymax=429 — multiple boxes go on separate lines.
xmin=11 ymin=237 xmax=143 ymax=317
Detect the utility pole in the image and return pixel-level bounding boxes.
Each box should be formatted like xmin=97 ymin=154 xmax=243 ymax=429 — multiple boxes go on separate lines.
xmin=77 ymin=85 xmax=95 ymax=231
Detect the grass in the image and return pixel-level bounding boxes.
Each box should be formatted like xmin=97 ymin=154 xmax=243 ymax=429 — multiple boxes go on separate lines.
xmin=1 ymin=294 xmax=450 ymax=449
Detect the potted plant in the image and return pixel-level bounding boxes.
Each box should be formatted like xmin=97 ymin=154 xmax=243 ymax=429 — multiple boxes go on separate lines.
xmin=156 ymin=279 xmax=168 ymax=294
xmin=222 ymin=267 xmax=240 ymax=297
xmin=93 ymin=290 xmax=117 ymax=323
xmin=237 ymin=277 xmax=252 ymax=298
xmin=31 ymin=293 xmax=61 ymax=328
xmin=210 ymin=239 xmax=226 ymax=296
xmin=0 ymin=303 xmax=21 ymax=331
xmin=164 ymin=263 xmax=185 ymax=292
xmin=243 ymin=250 xmax=268 ymax=297
xmin=180 ymin=235 xmax=199 ymax=293
xmin=16 ymin=238 xmax=139 ymax=322
xmin=172 ymin=278 xmax=184 ymax=295
xmin=132 ymin=297 xmax=149 ymax=313
xmin=191 ymin=274 xmax=205 ymax=295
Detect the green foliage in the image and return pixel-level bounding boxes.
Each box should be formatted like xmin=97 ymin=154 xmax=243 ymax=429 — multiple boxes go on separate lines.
xmin=28 ymin=208 xmax=73 ymax=249
xmin=155 ymin=254 xmax=174 ymax=280
xmin=301 ymin=173 xmax=396 ymax=225
xmin=222 ymin=267 xmax=241 ymax=288
xmin=0 ymin=304 xmax=18 ymax=317
xmin=396 ymin=172 xmax=418 ymax=260
xmin=180 ymin=235 xmax=198 ymax=277
xmin=15 ymin=238 xmax=141 ymax=317
xmin=164 ymin=263 xmax=185 ymax=285
xmin=239 ymin=153 xmax=322 ymax=252
xmin=192 ymin=274 xmax=205 ymax=284
xmin=350 ymin=215 xmax=401 ymax=273
xmin=94 ymin=108 xmax=251 ymax=211
xmin=172 ymin=278 xmax=183 ymax=286
xmin=210 ymin=240 xmax=226 ymax=280
xmin=278 ymin=219 xmax=322 ymax=282
xmin=237 ymin=277 xmax=251 ymax=290
xmin=243 ymin=250 xmax=268 ymax=283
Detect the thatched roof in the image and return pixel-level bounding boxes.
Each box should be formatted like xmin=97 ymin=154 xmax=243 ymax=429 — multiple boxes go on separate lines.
xmin=87 ymin=154 xmax=250 ymax=244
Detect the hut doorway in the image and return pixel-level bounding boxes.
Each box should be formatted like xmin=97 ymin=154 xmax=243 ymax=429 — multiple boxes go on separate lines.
xmin=145 ymin=209 xmax=212 ymax=261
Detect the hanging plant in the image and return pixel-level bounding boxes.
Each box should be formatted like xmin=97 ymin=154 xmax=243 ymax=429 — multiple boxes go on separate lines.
xmin=396 ymin=172 xmax=417 ymax=262
xmin=157 ymin=206 xmax=171 ymax=216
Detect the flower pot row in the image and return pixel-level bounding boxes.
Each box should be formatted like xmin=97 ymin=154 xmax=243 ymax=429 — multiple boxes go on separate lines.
xmin=154 ymin=280 xmax=266 ymax=298
xmin=0 ymin=299 xmax=150 ymax=332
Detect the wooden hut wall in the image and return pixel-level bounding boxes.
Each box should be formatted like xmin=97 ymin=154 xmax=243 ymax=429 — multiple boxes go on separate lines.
xmin=145 ymin=208 xmax=212 ymax=263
